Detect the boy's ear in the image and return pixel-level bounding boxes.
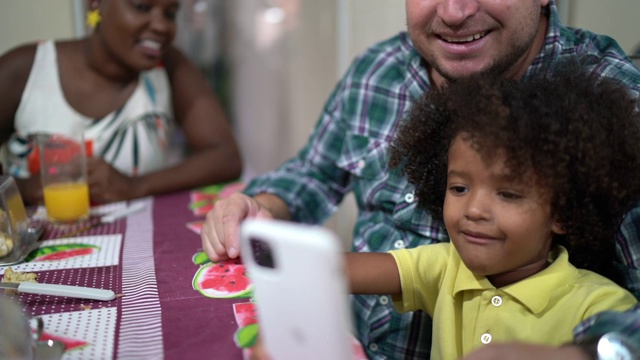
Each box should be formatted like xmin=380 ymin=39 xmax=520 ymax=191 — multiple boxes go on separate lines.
xmin=551 ymin=220 xmax=566 ymax=235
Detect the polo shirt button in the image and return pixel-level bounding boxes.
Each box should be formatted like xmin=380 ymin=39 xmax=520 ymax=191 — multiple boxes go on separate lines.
xmin=491 ymin=296 xmax=502 ymax=307
xmin=404 ymin=193 xmax=415 ymax=203
xmin=481 ymin=333 xmax=492 ymax=344
xmin=393 ymin=240 xmax=405 ymax=248
xmin=379 ymin=295 xmax=390 ymax=305
xmin=357 ymin=159 xmax=366 ymax=169
xmin=369 ymin=343 xmax=379 ymax=352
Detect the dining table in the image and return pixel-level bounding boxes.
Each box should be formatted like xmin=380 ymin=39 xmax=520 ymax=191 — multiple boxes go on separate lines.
xmin=0 ymin=186 xmax=249 ymax=359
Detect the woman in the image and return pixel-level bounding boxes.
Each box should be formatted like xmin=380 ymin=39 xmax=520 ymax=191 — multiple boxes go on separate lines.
xmin=0 ymin=0 xmax=242 ymax=204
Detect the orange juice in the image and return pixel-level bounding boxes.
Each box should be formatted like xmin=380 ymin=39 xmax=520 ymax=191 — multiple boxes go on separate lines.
xmin=43 ymin=182 xmax=90 ymax=222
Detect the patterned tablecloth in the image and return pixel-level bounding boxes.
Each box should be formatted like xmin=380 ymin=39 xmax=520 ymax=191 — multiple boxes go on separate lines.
xmin=0 ymin=190 xmax=244 ymax=359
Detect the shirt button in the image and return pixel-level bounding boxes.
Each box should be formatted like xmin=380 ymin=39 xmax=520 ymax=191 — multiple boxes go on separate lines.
xmin=357 ymin=159 xmax=366 ymax=169
xmin=393 ymin=240 xmax=405 ymax=248
xmin=404 ymin=193 xmax=415 ymax=203
xmin=379 ymin=296 xmax=390 ymax=305
xmin=369 ymin=343 xmax=379 ymax=352
xmin=491 ymin=296 xmax=502 ymax=307
xmin=480 ymin=333 xmax=492 ymax=344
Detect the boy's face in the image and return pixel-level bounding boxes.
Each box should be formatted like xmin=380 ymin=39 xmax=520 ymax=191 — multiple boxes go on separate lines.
xmin=443 ymin=135 xmax=564 ymax=287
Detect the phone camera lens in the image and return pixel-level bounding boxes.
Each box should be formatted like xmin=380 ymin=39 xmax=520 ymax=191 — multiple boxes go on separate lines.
xmin=250 ymin=238 xmax=276 ymax=269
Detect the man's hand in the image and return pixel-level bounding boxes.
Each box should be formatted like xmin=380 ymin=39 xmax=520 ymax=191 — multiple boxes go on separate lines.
xmin=201 ymin=193 xmax=273 ymax=261
xmin=461 ymin=343 xmax=590 ymax=360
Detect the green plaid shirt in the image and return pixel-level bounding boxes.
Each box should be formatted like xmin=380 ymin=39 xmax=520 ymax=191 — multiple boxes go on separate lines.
xmin=245 ymin=1 xmax=640 ymax=358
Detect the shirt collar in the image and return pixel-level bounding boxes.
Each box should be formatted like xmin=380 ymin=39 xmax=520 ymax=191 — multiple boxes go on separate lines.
xmin=453 ymin=246 xmax=579 ymax=314
xmin=522 ymin=0 xmax=568 ymax=80
xmin=452 ymin=257 xmax=496 ymax=294
xmin=402 ymin=33 xmax=433 ymax=99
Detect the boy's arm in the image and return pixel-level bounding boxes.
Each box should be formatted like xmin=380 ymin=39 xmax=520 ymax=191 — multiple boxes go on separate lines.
xmin=345 ymin=252 xmax=402 ymax=295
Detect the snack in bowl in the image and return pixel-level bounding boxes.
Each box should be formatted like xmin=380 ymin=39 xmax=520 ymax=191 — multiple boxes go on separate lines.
xmin=0 ymin=231 xmax=12 ymax=257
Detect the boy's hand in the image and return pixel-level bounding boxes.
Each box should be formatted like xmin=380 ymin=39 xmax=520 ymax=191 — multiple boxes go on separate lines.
xmin=248 ymin=335 xmax=271 ymax=360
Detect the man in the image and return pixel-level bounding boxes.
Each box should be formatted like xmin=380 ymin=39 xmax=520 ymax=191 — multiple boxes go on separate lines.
xmin=203 ymin=0 xmax=640 ymax=359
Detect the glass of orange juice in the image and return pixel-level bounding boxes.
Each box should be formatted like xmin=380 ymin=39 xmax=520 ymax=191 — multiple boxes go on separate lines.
xmin=38 ymin=132 xmax=90 ymax=224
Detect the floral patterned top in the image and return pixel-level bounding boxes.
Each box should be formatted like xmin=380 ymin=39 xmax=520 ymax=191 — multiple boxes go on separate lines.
xmin=4 ymin=40 xmax=174 ymax=178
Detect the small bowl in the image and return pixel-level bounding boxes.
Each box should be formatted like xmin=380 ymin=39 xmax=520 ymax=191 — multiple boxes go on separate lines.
xmin=34 ymin=340 xmax=65 ymax=360
xmin=0 ymin=176 xmax=43 ymax=266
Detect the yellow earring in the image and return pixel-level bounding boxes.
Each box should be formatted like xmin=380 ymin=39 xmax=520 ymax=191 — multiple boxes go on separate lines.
xmin=86 ymin=8 xmax=102 ymax=29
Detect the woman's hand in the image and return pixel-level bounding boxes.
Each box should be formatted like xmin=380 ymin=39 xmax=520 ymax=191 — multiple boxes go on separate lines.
xmin=87 ymin=157 xmax=143 ymax=204
xmin=15 ymin=176 xmax=44 ymax=205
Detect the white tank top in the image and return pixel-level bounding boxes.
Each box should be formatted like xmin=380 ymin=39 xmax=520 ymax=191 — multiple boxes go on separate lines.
xmin=6 ymin=40 xmax=174 ymax=178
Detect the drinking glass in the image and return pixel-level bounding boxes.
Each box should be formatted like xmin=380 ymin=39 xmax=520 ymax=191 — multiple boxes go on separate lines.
xmin=38 ymin=132 xmax=90 ymax=223
xmin=0 ymin=295 xmax=39 ymax=358
xmin=0 ymin=295 xmax=64 ymax=359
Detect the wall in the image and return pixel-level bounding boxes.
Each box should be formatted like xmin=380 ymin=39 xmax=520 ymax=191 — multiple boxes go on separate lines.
xmin=223 ymin=1 xmax=405 ymax=243
xmin=341 ymin=1 xmax=406 ymax=67
xmin=566 ymin=0 xmax=640 ymax=54
xmin=0 ymin=0 xmax=77 ymax=54
xmin=223 ymin=1 xmax=336 ymax=179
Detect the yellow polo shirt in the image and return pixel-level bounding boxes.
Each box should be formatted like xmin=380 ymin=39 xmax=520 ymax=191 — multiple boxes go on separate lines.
xmin=390 ymin=244 xmax=637 ymax=360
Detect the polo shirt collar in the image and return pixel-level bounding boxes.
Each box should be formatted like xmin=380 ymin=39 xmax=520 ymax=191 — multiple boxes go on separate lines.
xmin=453 ymin=246 xmax=578 ymax=314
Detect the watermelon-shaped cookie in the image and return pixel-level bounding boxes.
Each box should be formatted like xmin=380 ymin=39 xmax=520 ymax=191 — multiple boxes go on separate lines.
xmin=233 ymin=302 xmax=259 ymax=349
xmin=191 ymin=250 xmax=211 ymax=266
xmin=25 ymin=243 xmax=99 ymax=262
xmin=186 ymin=221 xmax=205 ymax=235
xmin=192 ymin=258 xmax=252 ymax=298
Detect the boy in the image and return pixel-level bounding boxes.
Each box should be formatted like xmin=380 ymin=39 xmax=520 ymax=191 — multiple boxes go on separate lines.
xmin=347 ymin=73 xmax=640 ymax=359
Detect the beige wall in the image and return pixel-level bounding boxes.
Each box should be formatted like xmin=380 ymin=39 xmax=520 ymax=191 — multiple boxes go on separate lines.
xmin=0 ymin=0 xmax=77 ymax=54
xmin=566 ymin=0 xmax=640 ymax=54
xmin=341 ymin=1 xmax=405 ymax=69
xmin=225 ymin=1 xmax=338 ymax=179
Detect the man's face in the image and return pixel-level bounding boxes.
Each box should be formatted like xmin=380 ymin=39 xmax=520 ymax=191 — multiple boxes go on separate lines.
xmin=406 ymin=0 xmax=549 ymax=86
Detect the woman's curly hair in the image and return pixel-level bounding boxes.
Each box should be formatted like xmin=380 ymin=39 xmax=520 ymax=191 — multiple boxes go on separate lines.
xmin=389 ymin=71 xmax=640 ymax=282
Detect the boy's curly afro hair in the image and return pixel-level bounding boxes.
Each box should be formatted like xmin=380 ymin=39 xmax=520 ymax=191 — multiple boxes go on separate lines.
xmin=389 ymin=71 xmax=640 ymax=281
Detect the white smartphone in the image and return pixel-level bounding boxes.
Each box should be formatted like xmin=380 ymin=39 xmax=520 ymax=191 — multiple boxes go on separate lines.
xmin=240 ymin=219 xmax=355 ymax=360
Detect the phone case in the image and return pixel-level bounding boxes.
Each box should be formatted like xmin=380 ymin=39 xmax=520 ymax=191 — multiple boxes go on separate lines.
xmin=240 ymin=219 xmax=354 ymax=360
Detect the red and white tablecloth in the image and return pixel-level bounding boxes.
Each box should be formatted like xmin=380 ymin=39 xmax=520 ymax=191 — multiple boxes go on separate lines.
xmin=1 ymin=190 xmax=244 ymax=359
